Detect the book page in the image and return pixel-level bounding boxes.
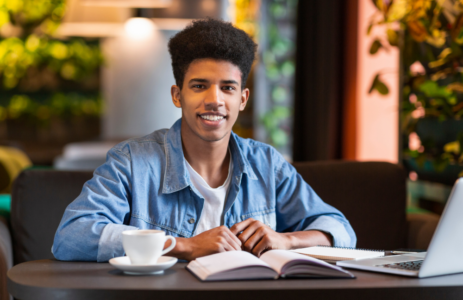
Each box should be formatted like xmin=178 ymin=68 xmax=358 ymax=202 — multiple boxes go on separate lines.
xmin=294 ymin=246 xmax=384 ymax=260
xmin=260 ymin=250 xmax=343 ymax=274
xmin=195 ymin=251 xmax=271 ymax=275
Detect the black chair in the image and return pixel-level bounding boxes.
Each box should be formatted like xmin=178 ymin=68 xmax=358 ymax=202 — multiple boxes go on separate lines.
xmin=293 ymin=161 xmax=407 ymax=250
xmin=10 ymin=170 xmax=93 ymax=265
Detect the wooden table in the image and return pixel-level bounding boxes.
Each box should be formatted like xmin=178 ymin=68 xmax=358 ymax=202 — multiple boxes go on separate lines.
xmin=7 ymin=259 xmax=463 ymax=300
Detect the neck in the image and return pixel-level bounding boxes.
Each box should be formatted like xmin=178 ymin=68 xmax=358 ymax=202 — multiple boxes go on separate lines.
xmin=181 ymin=121 xmax=231 ymax=188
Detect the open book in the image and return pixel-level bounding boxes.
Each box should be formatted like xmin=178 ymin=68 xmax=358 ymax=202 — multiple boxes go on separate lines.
xmin=186 ymin=250 xmax=355 ymax=281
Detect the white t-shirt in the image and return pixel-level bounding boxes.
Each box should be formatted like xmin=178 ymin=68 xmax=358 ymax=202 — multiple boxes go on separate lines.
xmin=185 ymin=154 xmax=233 ymax=235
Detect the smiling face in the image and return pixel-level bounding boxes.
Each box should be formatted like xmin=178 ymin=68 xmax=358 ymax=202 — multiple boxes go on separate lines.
xmin=171 ymin=58 xmax=249 ymax=144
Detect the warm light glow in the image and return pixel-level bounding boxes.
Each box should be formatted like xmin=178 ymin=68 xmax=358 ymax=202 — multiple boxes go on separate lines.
xmin=410 ymin=61 xmax=426 ymax=76
xmin=356 ymin=0 xmax=399 ymax=163
xmin=124 ymin=18 xmax=155 ymax=39
xmin=408 ymin=132 xmax=422 ymax=151
xmin=151 ymin=18 xmax=193 ymax=31
xmin=55 ymin=19 xmax=192 ymax=38
xmin=56 ymin=23 xmax=123 ymax=37
xmin=202 ymin=0 xmax=216 ymax=11
xmin=81 ymin=0 xmax=172 ymax=8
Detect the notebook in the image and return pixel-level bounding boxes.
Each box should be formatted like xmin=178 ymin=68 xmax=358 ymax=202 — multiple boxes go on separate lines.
xmin=293 ymin=246 xmax=385 ymax=262
xmin=186 ymin=250 xmax=355 ymax=281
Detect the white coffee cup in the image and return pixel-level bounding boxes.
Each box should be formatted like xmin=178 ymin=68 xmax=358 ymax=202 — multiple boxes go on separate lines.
xmin=122 ymin=230 xmax=176 ymax=265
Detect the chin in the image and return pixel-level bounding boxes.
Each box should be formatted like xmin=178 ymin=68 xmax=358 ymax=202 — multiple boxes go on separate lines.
xmin=198 ymin=131 xmax=229 ymax=143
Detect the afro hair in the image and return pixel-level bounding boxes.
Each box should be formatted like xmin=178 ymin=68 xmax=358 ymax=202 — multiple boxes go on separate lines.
xmin=168 ymin=18 xmax=257 ymax=90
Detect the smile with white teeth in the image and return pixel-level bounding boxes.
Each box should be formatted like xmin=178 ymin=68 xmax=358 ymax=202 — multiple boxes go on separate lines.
xmin=200 ymin=115 xmax=224 ymax=121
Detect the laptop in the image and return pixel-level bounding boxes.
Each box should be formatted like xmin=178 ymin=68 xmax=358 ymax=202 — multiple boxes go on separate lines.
xmin=337 ymin=178 xmax=463 ymax=278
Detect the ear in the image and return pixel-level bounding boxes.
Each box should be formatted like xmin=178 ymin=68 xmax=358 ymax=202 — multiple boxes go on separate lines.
xmin=171 ymin=85 xmax=182 ymax=108
xmin=239 ymin=88 xmax=250 ymax=111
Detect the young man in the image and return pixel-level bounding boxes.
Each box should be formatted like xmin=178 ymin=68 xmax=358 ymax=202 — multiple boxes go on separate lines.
xmin=52 ymin=19 xmax=356 ymax=262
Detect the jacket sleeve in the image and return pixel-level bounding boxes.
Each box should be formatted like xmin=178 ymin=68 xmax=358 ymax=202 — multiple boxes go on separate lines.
xmin=273 ymin=153 xmax=357 ymax=247
xmin=52 ymin=146 xmax=138 ymax=262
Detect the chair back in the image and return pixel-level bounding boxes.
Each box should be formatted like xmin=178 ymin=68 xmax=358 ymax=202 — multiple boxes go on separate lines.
xmin=293 ymin=161 xmax=407 ymax=250
xmin=10 ymin=170 xmax=93 ymax=265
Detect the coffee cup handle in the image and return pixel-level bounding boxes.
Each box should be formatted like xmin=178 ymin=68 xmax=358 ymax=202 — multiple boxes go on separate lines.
xmin=161 ymin=236 xmax=176 ymax=255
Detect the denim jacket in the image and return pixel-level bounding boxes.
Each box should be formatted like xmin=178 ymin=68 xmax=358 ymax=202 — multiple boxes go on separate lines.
xmin=52 ymin=119 xmax=356 ymax=262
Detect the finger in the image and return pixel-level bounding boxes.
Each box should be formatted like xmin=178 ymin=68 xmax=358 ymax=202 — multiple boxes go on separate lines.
xmin=223 ymin=229 xmax=242 ymax=250
xmin=216 ymin=226 xmax=241 ymax=250
xmin=252 ymin=236 xmax=271 ymax=257
xmin=238 ymin=220 xmax=264 ymax=244
xmin=214 ymin=242 xmax=227 ymax=252
xmin=219 ymin=240 xmax=235 ymax=252
xmin=214 ymin=236 xmax=236 ymax=252
xmin=243 ymin=227 xmax=266 ymax=253
xmin=230 ymin=218 xmax=255 ymax=235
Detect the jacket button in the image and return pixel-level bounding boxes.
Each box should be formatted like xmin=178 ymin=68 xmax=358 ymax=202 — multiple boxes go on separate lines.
xmin=188 ymin=218 xmax=195 ymax=224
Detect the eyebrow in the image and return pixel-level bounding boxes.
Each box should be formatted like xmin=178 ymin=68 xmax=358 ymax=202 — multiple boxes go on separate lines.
xmin=189 ymin=78 xmax=208 ymax=83
xmin=221 ymin=80 xmax=239 ymax=85
xmin=189 ymin=78 xmax=239 ymax=85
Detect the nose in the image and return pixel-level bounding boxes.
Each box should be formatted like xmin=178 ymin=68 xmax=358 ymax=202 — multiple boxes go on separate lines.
xmin=204 ymin=84 xmax=224 ymax=109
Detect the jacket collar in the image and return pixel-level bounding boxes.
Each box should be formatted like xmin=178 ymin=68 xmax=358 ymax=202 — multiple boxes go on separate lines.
xmin=162 ymin=118 xmax=257 ymax=194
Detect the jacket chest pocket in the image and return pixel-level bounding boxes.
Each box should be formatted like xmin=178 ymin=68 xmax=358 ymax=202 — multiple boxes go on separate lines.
xmin=240 ymin=208 xmax=276 ymax=231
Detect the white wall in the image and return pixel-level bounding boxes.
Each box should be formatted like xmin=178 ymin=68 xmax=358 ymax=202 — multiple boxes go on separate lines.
xmin=101 ymin=27 xmax=182 ymax=139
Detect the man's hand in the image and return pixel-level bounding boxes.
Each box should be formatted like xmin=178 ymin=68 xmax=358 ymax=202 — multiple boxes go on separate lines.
xmin=230 ymin=218 xmax=291 ymax=257
xmin=170 ymin=226 xmax=242 ymax=261
xmin=230 ymin=218 xmax=333 ymax=257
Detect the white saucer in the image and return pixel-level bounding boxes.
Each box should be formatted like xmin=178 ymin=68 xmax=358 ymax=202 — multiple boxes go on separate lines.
xmin=109 ymin=256 xmax=178 ymax=275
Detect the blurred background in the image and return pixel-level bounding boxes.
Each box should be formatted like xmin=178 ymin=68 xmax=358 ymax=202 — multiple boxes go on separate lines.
xmin=0 ymin=0 xmax=462 ymax=216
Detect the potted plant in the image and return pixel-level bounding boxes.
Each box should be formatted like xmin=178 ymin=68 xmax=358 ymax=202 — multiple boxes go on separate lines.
xmin=368 ymin=0 xmax=463 ymax=184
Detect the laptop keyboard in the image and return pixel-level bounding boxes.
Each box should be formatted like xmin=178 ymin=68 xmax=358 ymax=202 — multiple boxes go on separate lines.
xmin=377 ymin=260 xmax=423 ymax=271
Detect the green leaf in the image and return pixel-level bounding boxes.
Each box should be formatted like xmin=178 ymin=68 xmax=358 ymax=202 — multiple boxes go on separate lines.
xmin=271 ymin=38 xmax=293 ymax=57
xmin=369 ymin=74 xmax=380 ymax=94
xmin=450 ymin=41 xmax=463 ymax=57
xmin=418 ymin=80 xmax=452 ymax=98
xmin=263 ymin=51 xmax=276 ymax=65
xmin=433 ymin=157 xmax=449 ymax=173
xmin=452 ymin=14 xmax=463 ymax=44
xmin=444 ymin=141 xmax=460 ymax=154
xmin=369 ymin=74 xmax=389 ymax=95
xmin=387 ymin=29 xmax=398 ymax=46
xmin=370 ymin=0 xmax=380 ymax=10
xmin=270 ymin=3 xmax=287 ymax=19
xmin=375 ymin=80 xmax=389 ymax=95
xmin=262 ymin=113 xmax=278 ymax=130
xmin=266 ymin=65 xmax=279 ymax=80
xmin=273 ymin=106 xmax=291 ymax=119
xmin=272 ymin=87 xmax=287 ymax=103
xmin=437 ymin=48 xmax=452 ymax=60
xmin=369 ymin=39 xmax=382 ymax=54
xmin=367 ymin=23 xmax=373 ymax=35
xmin=281 ymin=60 xmax=295 ymax=76
xmin=270 ymin=128 xmax=288 ymax=147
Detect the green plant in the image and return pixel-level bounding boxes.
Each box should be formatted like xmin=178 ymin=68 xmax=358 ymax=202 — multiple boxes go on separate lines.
xmin=260 ymin=0 xmax=297 ymax=151
xmin=0 ymin=0 xmax=103 ymax=125
xmin=368 ymin=0 xmax=463 ymax=177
